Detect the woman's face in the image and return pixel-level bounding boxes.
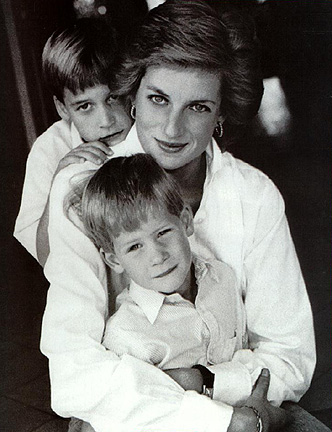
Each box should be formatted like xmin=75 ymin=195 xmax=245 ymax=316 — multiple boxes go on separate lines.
xmin=134 ymin=66 xmax=223 ymax=171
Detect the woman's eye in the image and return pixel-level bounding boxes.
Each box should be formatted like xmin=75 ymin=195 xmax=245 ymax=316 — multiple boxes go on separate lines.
xmin=190 ymin=104 xmax=210 ymax=113
xmin=107 ymin=95 xmax=118 ymax=104
xmin=77 ymin=103 xmax=91 ymax=112
xmin=128 ymin=243 xmax=141 ymax=253
xmin=148 ymin=95 xmax=167 ymax=105
xmin=158 ymin=228 xmax=171 ymax=237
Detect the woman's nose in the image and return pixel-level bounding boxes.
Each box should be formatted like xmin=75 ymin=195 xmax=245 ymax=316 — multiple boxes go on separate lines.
xmin=163 ymin=110 xmax=184 ymax=139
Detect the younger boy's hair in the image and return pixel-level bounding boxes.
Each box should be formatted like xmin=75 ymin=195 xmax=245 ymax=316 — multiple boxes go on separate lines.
xmin=81 ymin=154 xmax=185 ymax=252
xmin=42 ymin=18 xmax=118 ymax=102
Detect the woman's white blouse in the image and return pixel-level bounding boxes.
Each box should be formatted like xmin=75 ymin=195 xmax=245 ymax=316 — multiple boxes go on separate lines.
xmin=41 ymin=125 xmax=315 ymax=432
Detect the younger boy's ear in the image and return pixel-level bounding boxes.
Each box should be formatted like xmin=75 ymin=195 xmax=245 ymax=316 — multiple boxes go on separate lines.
xmin=99 ymin=249 xmax=124 ymax=274
xmin=180 ymin=206 xmax=194 ymax=237
xmin=53 ymin=96 xmax=70 ymax=122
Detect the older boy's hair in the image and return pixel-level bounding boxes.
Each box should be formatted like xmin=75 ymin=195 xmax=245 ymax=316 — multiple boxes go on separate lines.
xmin=42 ymin=18 xmax=118 ymax=102
xmin=81 ymin=154 xmax=185 ymax=252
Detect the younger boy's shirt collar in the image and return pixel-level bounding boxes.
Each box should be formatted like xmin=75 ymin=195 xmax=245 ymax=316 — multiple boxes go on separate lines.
xmin=128 ymin=281 xmax=165 ymax=325
xmin=128 ymin=280 xmax=193 ymax=325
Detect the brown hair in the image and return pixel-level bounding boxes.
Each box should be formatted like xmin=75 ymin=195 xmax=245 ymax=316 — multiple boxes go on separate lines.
xmin=42 ymin=18 xmax=119 ymax=102
xmin=114 ymin=0 xmax=263 ymax=140
xmin=81 ymin=154 xmax=185 ymax=252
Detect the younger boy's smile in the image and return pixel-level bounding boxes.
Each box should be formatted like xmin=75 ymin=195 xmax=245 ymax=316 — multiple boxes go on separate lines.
xmin=105 ymin=209 xmax=193 ymax=297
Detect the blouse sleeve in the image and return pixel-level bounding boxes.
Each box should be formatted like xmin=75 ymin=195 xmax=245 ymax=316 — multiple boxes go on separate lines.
xmin=41 ymin=162 xmax=234 ymax=432
xmin=209 ymin=177 xmax=316 ymax=407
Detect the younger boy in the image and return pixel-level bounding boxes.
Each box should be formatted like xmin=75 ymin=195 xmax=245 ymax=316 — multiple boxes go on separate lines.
xmin=80 ymin=154 xmax=242 ymax=401
xmin=14 ymin=18 xmax=133 ymax=265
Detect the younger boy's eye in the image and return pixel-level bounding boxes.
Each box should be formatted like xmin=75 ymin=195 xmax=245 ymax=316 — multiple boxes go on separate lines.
xmin=158 ymin=228 xmax=171 ymax=237
xmin=148 ymin=95 xmax=168 ymax=105
xmin=128 ymin=243 xmax=141 ymax=253
xmin=77 ymin=102 xmax=91 ymax=112
xmin=190 ymin=104 xmax=211 ymax=113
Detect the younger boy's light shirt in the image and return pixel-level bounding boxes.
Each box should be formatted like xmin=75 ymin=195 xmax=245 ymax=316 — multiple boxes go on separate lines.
xmin=103 ymin=257 xmax=244 ymax=383
xmin=14 ymin=120 xmax=82 ymax=259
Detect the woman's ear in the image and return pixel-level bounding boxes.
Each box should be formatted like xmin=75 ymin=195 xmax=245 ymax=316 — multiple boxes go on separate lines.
xmin=180 ymin=206 xmax=194 ymax=237
xmin=53 ymin=96 xmax=70 ymax=121
xmin=99 ymin=248 xmax=124 ymax=274
xmin=218 ymin=113 xmax=226 ymax=125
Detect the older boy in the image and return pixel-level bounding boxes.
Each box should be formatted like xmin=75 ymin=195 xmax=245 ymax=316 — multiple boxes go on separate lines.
xmin=14 ymin=18 xmax=132 ymax=265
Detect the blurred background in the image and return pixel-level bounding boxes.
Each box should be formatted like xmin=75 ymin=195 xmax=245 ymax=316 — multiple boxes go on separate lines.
xmin=1 ymin=0 xmax=331 ymax=430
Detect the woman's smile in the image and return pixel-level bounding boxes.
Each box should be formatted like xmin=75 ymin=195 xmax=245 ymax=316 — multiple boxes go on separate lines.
xmin=155 ymin=138 xmax=189 ymax=153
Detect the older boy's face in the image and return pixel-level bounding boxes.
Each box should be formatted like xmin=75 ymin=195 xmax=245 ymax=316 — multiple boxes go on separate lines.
xmin=107 ymin=209 xmax=193 ymax=296
xmin=60 ymin=84 xmax=132 ymax=146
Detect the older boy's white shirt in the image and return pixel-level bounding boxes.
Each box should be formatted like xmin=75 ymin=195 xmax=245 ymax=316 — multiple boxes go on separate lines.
xmin=14 ymin=120 xmax=82 ymax=259
xmin=42 ymin=124 xmax=315 ymax=430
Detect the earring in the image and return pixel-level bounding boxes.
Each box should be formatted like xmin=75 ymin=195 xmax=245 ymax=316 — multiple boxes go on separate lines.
xmin=215 ymin=121 xmax=223 ymax=138
xmin=130 ymin=104 xmax=136 ymax=120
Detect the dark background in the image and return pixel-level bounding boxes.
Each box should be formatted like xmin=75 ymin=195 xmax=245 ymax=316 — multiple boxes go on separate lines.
xmin=1 ymin=0 xmax=331 ymax=430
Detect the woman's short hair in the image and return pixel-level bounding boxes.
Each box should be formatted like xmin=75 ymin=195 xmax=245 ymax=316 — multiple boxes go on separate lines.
xmin=42 ymin=18 xmax=118 ymax=102
xmin=115 ymin=0 xmax=263 ymax=133
xmin=81 ymin=154 xmax=185 ymax=252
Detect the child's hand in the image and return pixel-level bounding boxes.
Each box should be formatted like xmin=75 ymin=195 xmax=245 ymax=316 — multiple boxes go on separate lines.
xmin=164 ymin=367 xmax=203 ymax=393
xmin=55 ymin=141 xmax=113 ymax=176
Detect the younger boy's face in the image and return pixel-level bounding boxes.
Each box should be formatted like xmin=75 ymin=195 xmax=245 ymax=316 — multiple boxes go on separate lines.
xmin=56 ymin=84 xmax=132 ymax=146
xmin=106 ymin=209 xmax=193 ymax=296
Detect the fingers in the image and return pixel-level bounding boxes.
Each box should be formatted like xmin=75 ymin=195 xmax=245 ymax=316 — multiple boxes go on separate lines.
xmin=251 ymin=368 xmax=270 ymax=399
xmin=67 ymin=142 xmax=114 ymax=165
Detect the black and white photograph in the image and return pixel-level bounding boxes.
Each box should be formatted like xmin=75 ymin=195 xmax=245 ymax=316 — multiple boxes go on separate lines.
xmin=1 ymin=1 xmax=331 ymax=431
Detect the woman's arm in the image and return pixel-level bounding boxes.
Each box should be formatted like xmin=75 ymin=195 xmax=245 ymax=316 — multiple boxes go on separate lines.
xmin=206 ymin=174 xmax=316 ymax=407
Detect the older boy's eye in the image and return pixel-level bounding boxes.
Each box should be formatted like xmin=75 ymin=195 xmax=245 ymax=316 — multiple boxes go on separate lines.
xmin=77 ymin=103 xmax=91 ymax=112
xmin=190 ymin=104 xmax=210 ymax=113
xmin=148 ymin=95 xmax=167 ymax=105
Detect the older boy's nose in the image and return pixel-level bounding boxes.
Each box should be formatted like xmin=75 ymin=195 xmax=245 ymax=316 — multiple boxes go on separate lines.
xmin=99 ymin=106 xmax=115 ymax=128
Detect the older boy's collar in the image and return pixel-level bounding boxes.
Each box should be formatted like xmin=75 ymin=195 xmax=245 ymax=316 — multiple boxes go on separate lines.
xmin=129 ymin=281 xmax=165 ymax=324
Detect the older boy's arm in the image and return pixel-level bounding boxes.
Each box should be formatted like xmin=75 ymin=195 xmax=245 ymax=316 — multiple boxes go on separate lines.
xmin=36 ymin=140 xmax=112 ymax=267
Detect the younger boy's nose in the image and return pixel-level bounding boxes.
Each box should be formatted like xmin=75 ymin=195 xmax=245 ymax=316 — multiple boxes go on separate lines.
xmin=151 ymin=247 xmax=169 ymax=266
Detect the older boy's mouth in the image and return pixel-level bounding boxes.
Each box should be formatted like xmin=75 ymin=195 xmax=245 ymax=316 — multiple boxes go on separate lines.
xmin=154 ymin=265 xmax=177 ymax=278
xmin=100 ymin=130 xmax=124 ymax=145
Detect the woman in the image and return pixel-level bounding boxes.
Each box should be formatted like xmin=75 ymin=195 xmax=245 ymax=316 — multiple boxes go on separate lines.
xmin=41 ymin=2 xmax=315 ymax=431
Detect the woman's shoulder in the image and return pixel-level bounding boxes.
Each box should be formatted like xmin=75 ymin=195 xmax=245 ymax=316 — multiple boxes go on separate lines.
xmin=221 ymin=151 xmax=283 ymax=204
